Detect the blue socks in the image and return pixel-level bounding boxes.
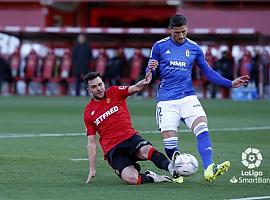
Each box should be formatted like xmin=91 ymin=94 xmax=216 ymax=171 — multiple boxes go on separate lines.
xmin=196 ymin=131 xmax=213 ymax=169
xmin=193 ymin=122 xmax=213 ymax=169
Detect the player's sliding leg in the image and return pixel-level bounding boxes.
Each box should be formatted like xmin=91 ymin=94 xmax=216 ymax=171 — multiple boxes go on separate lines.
xmin=147 ymin=146 xmax=183 ymax=183
xmin=146 ymin=146 xmax=174 ymax=172
xmin=148 ymin=147 xmax=182 ymax=183
xmin=121 ymin=165 xmax=152 ymax=184
xmin=147 ymin=147 xmax=173 ymax=171
xmin=121 ymin=165 xmax=171 ymax=184
xmin=137 ymin=145 xmax=182 ymax=183
xmin=145 ymin=170 xmax=172 ymax=183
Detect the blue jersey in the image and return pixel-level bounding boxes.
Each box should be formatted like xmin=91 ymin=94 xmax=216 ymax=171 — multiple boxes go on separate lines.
xmin=149 ymin=36 xmax=232 ymax=102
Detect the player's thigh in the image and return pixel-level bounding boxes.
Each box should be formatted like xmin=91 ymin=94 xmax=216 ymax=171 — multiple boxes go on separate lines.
xmin=156 ymin=100 xmax=181 ymax=132
xmin=180 ymin=95 xmax=207 ymax=129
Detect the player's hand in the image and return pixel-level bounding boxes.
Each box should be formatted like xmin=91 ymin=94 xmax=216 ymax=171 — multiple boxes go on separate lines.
xmin=148 ymin=59 xmax=158 ymax=71
xmin=232 ymin=75 xmax=250 ymax=88
xmin=144 ymin=71 xmax=153 ymax=84
xmin=86 ymin=169 xmax=96 ymax=184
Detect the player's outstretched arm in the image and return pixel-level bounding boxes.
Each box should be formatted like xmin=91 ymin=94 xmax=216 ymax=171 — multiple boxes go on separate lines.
xmin=128 ymin=71 xmax=152 ymax=95
xmin=232 ymin=75 xmax=250 ymax=88
xmin=86 ymin=135 xmax=97 ymax=184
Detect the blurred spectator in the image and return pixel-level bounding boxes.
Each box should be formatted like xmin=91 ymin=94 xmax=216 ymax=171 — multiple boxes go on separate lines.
xmin=0 ymin=53 xmax=12 ymax=95
xmin=59 ymin=49 xmax=73 ymax=95
xmin=72 ymin=34 xmax=93 ymax=96
xmin=9 ymin=47 xmax=21 ymax=94
xmin=216 ymin=50 xmax=234 ymax=98
xmin=126 ymin=48 xmax=150 ymax=96
xmin=238 ymin=50 xmax=252 ymax=77
xmin=262 ymin=50 xmax=270 ymax=96
xmin=42 ymin=49 xmax=56 ymax=81
xmin=9 ymin=47 xmax=21 ymax=78
xmin=24 ymin=49 xmax=39 ymax=95
xmin=129 ymin=48 xmax=145 ymax=84
xmin=118 ymin=48 xmax=127 ymax=78
xmin=250 ymin=51 xmax=260 ymax=94
xmin=24 ymin=49 xmax=39 ymax=79
xmin=41 ymin=49 xmax=56 ymax=95
xmin=202 ymin=49 xmax=217 ymax=98
xmin=94 ymin=48 xmax=108 ymax=77
xmin=105 ymin=48 xmax=125 ymax=86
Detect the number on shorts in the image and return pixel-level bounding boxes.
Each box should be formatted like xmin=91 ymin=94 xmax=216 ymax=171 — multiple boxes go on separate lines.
xmin=156 ymin=107 xmax=162 ymax=127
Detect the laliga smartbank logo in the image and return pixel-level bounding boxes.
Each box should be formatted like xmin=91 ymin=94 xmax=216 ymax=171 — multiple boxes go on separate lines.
xmin=241 ymin=147 xmax=262 ymax=169
xmin=230 ymin=147 xmax=270 ymax=184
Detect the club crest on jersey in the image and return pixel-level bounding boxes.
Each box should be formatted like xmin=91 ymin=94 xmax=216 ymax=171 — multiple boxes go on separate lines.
xmin=106 ymin=98 xmax=110 ymax=103
xmin=90 ymin=111 xmax=95 ymax=116
xmin=186 ymin=49 xmax=190 ymax=57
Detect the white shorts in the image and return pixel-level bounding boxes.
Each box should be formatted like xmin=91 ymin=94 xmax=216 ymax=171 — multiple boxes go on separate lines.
xmin=156 ymin=95 xmax=206 ymax=132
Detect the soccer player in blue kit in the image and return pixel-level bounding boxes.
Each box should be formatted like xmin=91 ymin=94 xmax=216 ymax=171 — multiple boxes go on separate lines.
xmin=147 ymin=14 xmax=250 ymax=183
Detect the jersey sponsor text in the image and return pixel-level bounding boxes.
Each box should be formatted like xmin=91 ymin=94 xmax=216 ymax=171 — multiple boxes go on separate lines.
xmin=94 ymin=106 xmax=119 ymax=126
xmin=170 ymin=60 xmax=186 ymax=67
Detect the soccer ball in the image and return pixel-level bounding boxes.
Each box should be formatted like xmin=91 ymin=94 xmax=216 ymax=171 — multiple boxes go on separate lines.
xmin=174 ymin=153 xmax=199 ymax=177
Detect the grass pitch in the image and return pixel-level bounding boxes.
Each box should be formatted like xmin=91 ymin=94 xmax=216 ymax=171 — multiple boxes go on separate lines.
xmin=0 ymin=96 xmax=269 ymax=200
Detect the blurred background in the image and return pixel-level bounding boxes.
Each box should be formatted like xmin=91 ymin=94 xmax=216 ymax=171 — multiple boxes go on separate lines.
xmin=0 ymin=3 xmax=270 ymax=199
xmin=0 ymin=0 xmax=269 ymax=100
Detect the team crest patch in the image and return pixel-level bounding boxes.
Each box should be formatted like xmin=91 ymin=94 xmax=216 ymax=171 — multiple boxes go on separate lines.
xmin=90 ymin=111 xmax=95 ymax=116
xmin=106 ymin=98 xmax=110 ymax=103
xmin=186 ymin=49 xmax=190 ymax=57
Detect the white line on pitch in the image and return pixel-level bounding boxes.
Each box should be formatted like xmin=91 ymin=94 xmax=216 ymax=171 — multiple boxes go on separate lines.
xmin=0 ymin=133 xmax=84 ymax=138
xmin=142 ymin=126 xmax=270 ymax=134
xmin=70 ymin=158 xmax=88 ymax=161
xmin=0 ymin=126 xmax=270 ymax=138
xmin=227 ymin=196 xmax=270 ymax=200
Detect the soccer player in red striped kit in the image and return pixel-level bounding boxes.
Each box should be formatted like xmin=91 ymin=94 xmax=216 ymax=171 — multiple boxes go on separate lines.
xmin=84 ymin=72 xmax=180 ymax=185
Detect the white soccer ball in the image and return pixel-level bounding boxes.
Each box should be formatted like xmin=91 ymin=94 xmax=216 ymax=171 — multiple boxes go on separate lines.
xmin=174 ymin=153 xmax=199 ymax=177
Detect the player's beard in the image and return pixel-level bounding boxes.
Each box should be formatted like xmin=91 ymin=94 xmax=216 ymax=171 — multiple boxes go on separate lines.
xmin=93 ymin=91 xmax=105 ymax=100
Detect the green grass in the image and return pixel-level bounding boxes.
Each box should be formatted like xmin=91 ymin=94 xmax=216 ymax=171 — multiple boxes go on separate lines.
xmin=0 ymin=96 xmax=270 ymax=200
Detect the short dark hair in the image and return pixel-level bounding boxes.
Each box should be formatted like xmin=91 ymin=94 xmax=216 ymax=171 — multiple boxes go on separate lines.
xmin=83 ymin=72 xmax=101 ymax=85
xmin=169 ymin=14 xmax=187 ymax=28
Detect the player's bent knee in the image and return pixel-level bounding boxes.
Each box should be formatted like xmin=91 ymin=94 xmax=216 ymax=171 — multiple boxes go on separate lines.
xmin=188 ymin=116 xmax=208 ymax=131
xmin=122 ymin=175 xmax=138 ymax=185
xmin=121 ymin=166 xmax=139 ymax=185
